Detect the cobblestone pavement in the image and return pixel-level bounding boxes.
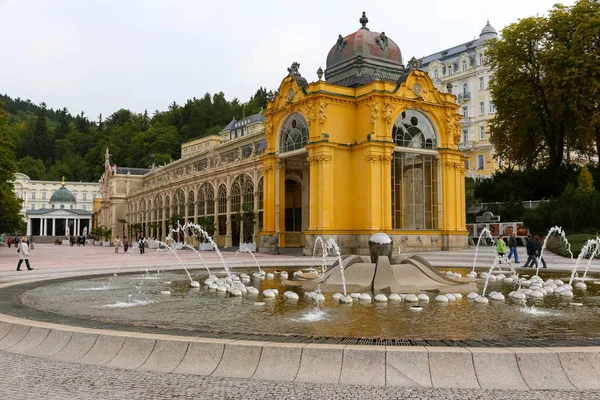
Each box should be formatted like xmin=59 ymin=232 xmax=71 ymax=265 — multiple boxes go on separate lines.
xmin=1 ymin=351 xmax=598 ymax=400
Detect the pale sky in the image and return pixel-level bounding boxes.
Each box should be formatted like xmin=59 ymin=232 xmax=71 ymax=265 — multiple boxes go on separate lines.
xmin=0 ymin=0 xmax=576 ymax=119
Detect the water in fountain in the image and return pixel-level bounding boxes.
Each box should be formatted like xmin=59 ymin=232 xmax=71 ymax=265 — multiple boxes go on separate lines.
xmin=536 ymin=226 xmax=573 ymax=276
xmin=311 ymin=236 xmax=328 ymax=276
xmin=325 ymin=238 xmax=347 ymax=297
xmin=471 ymin=227 xmax=495 ymax=274
xmin=181 ymin=222 xmax=234 ymax=282
xmin=568 ymin=237 xmax=600 ymax=287
xmin=582 ymin=237 xmax=600 ymax=281
xmin=165 ymin=226 xmax=211 ymax=276
xmin=236 ymin=247 xmax=262 ymax=273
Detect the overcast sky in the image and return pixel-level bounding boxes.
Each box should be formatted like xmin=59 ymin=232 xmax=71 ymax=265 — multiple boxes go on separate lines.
xmin=0 ymin=0 xmax=576 ymax=120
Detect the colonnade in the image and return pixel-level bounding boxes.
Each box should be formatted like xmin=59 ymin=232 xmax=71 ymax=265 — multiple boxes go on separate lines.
xmin=27 ymin=217 xmax=92 ymax=237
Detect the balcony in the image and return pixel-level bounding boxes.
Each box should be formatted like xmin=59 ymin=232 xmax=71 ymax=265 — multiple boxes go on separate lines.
xmin=460 ymin=117 xmax=475 ymax=125
xmin=459 ymin=141 xmax=474 ymax=150
xmin=457 ymin=92 xmax=471 ymax=101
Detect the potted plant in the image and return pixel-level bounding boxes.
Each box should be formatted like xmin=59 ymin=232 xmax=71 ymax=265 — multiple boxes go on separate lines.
xmin=237 ymin=205 xmax=256 ymax=252
xmin=196 ymin=216 xmax=215 ymax=251
xmin=102 ymin=228 xmax=112 ymax=246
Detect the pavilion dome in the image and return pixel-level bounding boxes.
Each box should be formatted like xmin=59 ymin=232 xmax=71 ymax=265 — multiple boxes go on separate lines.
xmin=479 ymin=21 xmax=498 ymax=41
xmin=325 ymin=12 xmax=405 ymax=88
xmin=50 ymin=185 xmax=76 ymax=203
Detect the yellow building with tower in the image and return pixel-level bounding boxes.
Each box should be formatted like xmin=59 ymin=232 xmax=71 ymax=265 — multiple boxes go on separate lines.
xmin=260 ymin=12 xmax=467 ymax=254
xmin=98 ymin=13 xmax=467 ymax=255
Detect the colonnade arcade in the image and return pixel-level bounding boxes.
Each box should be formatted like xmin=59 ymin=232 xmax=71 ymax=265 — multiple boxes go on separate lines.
xmin=127 ymin=173 xmax=264 ymax=247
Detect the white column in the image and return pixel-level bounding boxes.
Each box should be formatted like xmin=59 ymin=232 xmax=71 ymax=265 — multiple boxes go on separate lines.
xmin=52 ymin=218 xmax=56 ymax=236
xmin=76 ymin=219 xmax=80 ymax=236
xmin=27 ymin=218 xmax=32 ymax=236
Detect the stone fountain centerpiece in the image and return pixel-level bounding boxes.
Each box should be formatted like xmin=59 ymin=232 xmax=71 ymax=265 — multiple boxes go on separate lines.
xmin=286 ymin=233 xmax=477 ymax=294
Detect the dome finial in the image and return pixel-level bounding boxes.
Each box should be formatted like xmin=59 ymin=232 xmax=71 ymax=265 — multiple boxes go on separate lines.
xmin=359 ymin=11 xmax=369 ymax=30
xmin=61 ymin=176 xmax=65 ymax=187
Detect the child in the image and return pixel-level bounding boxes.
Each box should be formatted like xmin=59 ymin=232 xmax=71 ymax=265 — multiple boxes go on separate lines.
xmin=114 ymin=236 xmax=121 ymax=253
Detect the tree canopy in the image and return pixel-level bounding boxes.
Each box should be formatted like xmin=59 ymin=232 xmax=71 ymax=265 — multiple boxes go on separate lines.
xmin=487 ymin=0 xmax=600 ymax=168
xmin=0 ymin=106 xmax=25 ymax=234
xmin=0 ymin=86 xmax=268 ymax=182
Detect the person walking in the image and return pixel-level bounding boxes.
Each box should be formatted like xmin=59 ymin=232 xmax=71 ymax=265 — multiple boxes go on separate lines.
xmin=7 ymin=237 xmax=12 ymax=249
xmin=535 ymin=235 xmax=548 ymax=268
xmin=138 ymin=233 xmax=145 ymax=254
xmin=114 ymin=236 xmax=121 ymax=253
xmin=496 ymin=236 xmax=507 ymax=263
xmin=123 ymin=236 xmax=129 ymax=253
xmin=29 ymin=236 xmax=35 ymax=250
xmin=507 ymin=232 xmax=519 ymax=263
xmin=16 ymin=236 xmax=34 ymax=271
xmin=523 ymin=234 xmax=539 ymax=268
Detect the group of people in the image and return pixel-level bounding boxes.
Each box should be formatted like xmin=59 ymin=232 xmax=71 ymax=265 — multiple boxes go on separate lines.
xmin=495 ymin=232 xmax=547 ymax=268
xmin=113 ymin=233 xmax=146 ymax=254
xmin=68 ymin=235 xmax=86 ymax=246
xmin=7 ymin=236 xmax=35 ymax=250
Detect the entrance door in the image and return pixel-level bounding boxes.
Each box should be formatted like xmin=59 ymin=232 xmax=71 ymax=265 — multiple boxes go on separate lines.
xmin=284 ymin=179 xmax=302 ymax=232
xmin=231 ymin=215 xmax=240 ymax=247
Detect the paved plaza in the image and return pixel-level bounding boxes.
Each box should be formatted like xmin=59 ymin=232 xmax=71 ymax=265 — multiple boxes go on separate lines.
xmin=0 ymin=244 xmax=599 ymax=400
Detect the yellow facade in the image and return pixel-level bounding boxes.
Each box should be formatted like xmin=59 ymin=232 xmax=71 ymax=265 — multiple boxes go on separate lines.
xmin=261 ymin=70 xmax=468 ymax=254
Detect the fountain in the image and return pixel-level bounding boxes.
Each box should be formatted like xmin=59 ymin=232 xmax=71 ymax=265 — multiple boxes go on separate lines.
xmin=536 ymin=226 xmax=573 ymax=276
xmin=285 ymin=234 xmax=477 ymax=296
xmin=470 ymin=227 xmax=495 ymax=277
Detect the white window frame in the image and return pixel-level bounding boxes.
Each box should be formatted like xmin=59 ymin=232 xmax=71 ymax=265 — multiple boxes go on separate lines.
xmin=462 ymin=106 xmax=469 ymax=118
xmin=465 ymin=159 xmax=470 ymax=171
xmin=479 ymin=102 xmax=484 ymax=114
xmin=479 ymin=77 xmax=484 ymax=90
xmin=462 ymin=60 xmax=467 ymax=71
xmin=489 ymin=101 xmax=495 ymax=113
xmin=479 ymin=125 xmax=485 ymax=140
xmin=462 ymin=129 xmax=469 ymax=143
xmin=477 ymin=154 xmax=485 ymax=170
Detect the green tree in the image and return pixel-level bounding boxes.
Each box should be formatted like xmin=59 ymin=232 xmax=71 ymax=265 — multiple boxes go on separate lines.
xmin=0 ymin=106 xmax=24 ymax=234
xmin=578 ymin=165 xmax=595 ymax=192
xmin=31 ymin=103 xmax=52 ymax=162
xmin=17 ymin=156 xmax=46 ymax=180
xmin=487 ymin=0 xmax=600 ymax=167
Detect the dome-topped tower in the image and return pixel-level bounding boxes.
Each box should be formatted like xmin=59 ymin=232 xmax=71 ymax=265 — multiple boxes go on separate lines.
xmin=50 ymin=178 xmax=76 ymax=204
xmin=325 ymin=12 xmax=405 ymax=88
xmin=479 ymin=21 xmax=498 ymax=41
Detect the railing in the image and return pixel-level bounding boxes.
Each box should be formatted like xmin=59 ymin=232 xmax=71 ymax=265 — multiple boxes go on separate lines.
xmin=467 ymin=200 xmax=548 ymax=214
xmin=459 ymin=141 xmax=473 ymax=150
xmin=457 ymin=92 xmax=471 ymax=100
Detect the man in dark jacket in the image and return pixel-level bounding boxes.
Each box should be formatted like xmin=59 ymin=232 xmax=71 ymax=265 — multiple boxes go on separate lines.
xmin=507 ymin=232 xmax=519 ymax=263
xmin=523 ymin=234 xmax=538 ymax=268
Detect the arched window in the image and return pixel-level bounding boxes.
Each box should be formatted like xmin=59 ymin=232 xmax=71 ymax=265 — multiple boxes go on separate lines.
xmin=479 ymin=53 xmax=484 ymax=65
xmin=463 ymin=83 xmax=469 ymax=97
xmin=392 ymin=109 xmax=437 ymax=149
xmin=230 ymin=182 xmax=241 ymax=213
xmin=217 ymin=185 xmax=227 ymax=214
xmin=164 ymin=196 xmax=171 ymax=222
xmin=187 ymin=190 xmax=195 ymax=221
xmin=433 ymin=69 xmax=439 ymax=79
xmin=243 ymin=179 xmax=254 ymax=209
xmin=391 ymin=109 xmax=439 ymax=230
xmin=155 ymin=195 xmax=162 ymax=220
xmin=173 ymin=189 xmax=185 ymax=217
xmin=279 ymin=113 xmax=309 ymax=153
xmin=462 ymin=59 xmax=467 ymax=71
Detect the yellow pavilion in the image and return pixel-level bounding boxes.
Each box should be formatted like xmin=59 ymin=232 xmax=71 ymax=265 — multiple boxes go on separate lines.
xmin=260 ymin=12 xmax=467 ymax=255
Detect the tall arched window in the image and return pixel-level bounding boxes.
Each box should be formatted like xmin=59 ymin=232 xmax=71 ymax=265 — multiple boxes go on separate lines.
xmin=433 ymin=69 xmax=439 ymax=79
xmin=257 ymin=178 xmax=264 ymax=231
xmin=173 ymin=189 xmax=185 ymax=217
xmin=217 ymin=185 xmax=227 ymax=214
xmin=391 ymin=109 xmax=439 ymax=230
xmin=279 ymin=113 xmax=309 ymax=153
xmin=243 ymin=179 xmax=254 ymax=209
xmin=462 ymin=59 xmax=467 ymax=71
xmin=187 ymin=191 xmax=195 ymax=222
xmin=230 ymin=182 xmax=241 ymax=213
